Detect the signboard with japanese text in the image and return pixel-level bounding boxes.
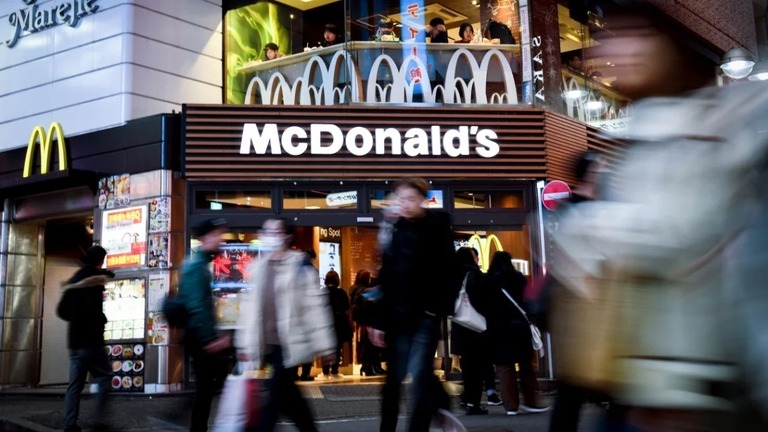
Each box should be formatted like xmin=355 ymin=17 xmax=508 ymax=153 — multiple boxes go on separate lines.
xmin=102 ymin=206 xmax=148 ymax=268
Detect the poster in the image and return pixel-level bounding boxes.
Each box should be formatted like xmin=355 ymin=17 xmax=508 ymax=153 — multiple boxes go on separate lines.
xmin=97 ymin=174 xmax=131 ymax=209
xmin=147 ymin=273 xmax=169 ymax=311
xmin=147 ymin=233 xmax=169 ymax=268
xmin=319 ymin=241 xmax=341 ymax=286
xmin=102 ymin=206 xmax=147 ymax=269
xmin=148 ymin=197 xmax=171 ymax=233
xmin=104 ymin=278 xmax=146 ymax=342
xmin=212 ymin=244 xmax=260 ymax=328
xmin=107 ymin=342 xmax=145 ymax=393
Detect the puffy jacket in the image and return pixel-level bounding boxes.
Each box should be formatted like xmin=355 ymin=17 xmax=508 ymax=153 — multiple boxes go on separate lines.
xmin=57 ymin=266 xmax=114 ymax=349
xmin=177 ymin=250 xmax=219 ymax=348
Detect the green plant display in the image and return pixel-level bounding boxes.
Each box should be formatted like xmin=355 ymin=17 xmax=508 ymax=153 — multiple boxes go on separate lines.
xmin=225 ymin=2 xmax=292 ymax=104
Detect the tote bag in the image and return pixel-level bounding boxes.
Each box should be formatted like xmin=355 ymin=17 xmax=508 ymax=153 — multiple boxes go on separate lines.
xmin=212 ymin=363 xmax=263 ymax=432
xmin=451 ymin=274 xmax=487 ymax=333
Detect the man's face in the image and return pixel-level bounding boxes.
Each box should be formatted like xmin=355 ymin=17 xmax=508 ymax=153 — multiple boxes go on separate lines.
xmin=396 ymin=185 xmax=426 ymax=219
xmin=261 ymin=219 xmax=291 ymax=249
xmin=324 ymin=30 xmax=336 ymax=43
xmin=199 ymin=229 xmax=224 ymax=253
xmin=266 ymin=49 xmax=277 ymax=60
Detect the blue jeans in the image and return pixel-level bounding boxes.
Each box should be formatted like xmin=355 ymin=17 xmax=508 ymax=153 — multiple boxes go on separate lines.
xmin=64 ymin=347 xmax=112 ymax=430
xmin=380 ymin=315 xmax=448 ymax=432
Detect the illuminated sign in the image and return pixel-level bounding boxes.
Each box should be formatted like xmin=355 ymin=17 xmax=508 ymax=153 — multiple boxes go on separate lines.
xmin=5 ymin=0 xmax=99 ymax=48
xmin=23 ymin=121 xmax=67 ymax=178
xmin=102 ymin=206 xmax=148 ymax=269
xmin=240 ymin=123 xmax=500 ymax=158
xmin=468 ymin=233 xmax=503 ymax=272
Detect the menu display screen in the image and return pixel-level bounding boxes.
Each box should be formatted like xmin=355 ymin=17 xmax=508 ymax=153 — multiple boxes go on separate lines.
xmin=212 ymin=244 xmax=261 ymax=328
xmin=104 ymin=278 xmax=146 ymax=342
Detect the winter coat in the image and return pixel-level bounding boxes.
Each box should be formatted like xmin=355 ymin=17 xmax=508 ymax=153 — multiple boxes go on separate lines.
xmin=235 ymin=250 xmax=336 ymax=368
xmin=486 ymin=269 xmax=531 ymax=365
xmin=177 ymin=250 xmax=219 ymax=348
xmin=57 ymin=266 xmax=114 ymax=349
xmin=450 ymin=265 xmax=490 ymax=356
xmin=376 ymin=210 xmax=459 ymax=332
xmin=328 ymin=286 xmax=353 ymax=343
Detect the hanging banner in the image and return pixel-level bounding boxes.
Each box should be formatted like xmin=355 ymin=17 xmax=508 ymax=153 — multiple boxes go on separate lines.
xmin=102 ymin=206 xmax=148 ymax=268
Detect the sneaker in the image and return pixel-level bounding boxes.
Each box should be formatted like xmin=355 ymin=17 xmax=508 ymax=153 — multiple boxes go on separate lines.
xmin=486 ymin=392 xmax=502 ymax=406
xmin=465 ymin=404 xmax=488 ymax=416
xmin=506 ymin=410 xmax=518 ymax=416
xmin=520 ymin=404 xmax=552 ymax=413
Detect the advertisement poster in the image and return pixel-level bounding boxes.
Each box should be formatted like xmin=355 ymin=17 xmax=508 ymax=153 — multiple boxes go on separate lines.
xmin=319 ymin=241 xmax=341 ymax=286
xmin=104 ymin=278 xmax=146 ymax=342
xmin=147 ymin=233 xmax=169 ymax=268
xmin=107 ymin=343 xmax=145 ymax=393
xmin=148 ymin=197 xmax=171 ymax=233
xmin=422 ymin=190 xmax=444 ymax=208
xmin=102 ymin=206 xmax=147 ymax=269
xmin=98 ymin=174 xmax=131 ymax=209
xmin=212 ymin=244 xmax=260 ymax=328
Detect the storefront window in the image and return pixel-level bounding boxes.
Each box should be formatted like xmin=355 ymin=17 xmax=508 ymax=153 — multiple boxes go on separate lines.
xmin=453 ymin=190 xmax=524 ymax=209
xmin=283 ymin=189 xmax=359 ymax=210
xmin=194 ymin=190 xmax=272 ymax=210
xmin=370 ymin=188 xmax=445 ymax=209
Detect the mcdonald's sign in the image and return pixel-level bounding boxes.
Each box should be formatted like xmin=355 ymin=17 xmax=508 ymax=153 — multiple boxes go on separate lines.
xmin=23 ymin=122 xmax=68 ymax=178
xmin=468 ymin=234 xmax=503 ymax=272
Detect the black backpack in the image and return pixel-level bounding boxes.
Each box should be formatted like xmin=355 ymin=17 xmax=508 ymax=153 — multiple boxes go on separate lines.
xmin=162 ymin=294 xmax=188 ymax=328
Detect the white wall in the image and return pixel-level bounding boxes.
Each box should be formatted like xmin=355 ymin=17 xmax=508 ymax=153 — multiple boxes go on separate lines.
xmin=0 ymin=0 xmax=222 ymax=152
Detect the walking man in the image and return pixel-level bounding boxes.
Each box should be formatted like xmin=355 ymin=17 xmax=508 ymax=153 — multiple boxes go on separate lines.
xmin=178 ymin=218 xmax=232 ymax=432
xmin=57 ymin=245 xmax=115 ymax=432
xmin=370 ymin=178 xmax=461 ymax=432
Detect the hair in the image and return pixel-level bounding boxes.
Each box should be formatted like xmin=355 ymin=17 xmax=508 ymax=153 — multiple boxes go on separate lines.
xmin=266 ymin=217 xmax=295 ymax=245
xmin=459 ymin=23 xmax=473 ymax=38
xmin=429 ymin=17 xmax=445 ymax=27
xmin=304 ymin=248 xmax=316 ymax=260
xmin=488 ymin=251 xmax=514 ymax=276
xmin=378 ymin=17 xmax=394 ymax=29
xmin=324 ymin=23 xmax=337 ymax=32
xmin=394 ymin=177 xmax=429 ymax=198
xmin=324 ymin=270 xmax=340 ymax=288
xmin=353 ymin=269 xmax=372 ymax=287
xmin=83 ymin=245 xmax=107 ymax=266
xmin=574 ymin=151 xmax=604 ymax=181
xmin=456 ymin=247 xmax=477 ymax=267
xmin=469 ymin=248 xmax=479 ymax=259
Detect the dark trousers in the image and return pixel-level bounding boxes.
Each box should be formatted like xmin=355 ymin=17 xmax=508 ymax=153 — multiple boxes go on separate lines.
xmin=253 ymin=345 xmax=318 ymax=432
xmin=189 ymin=347 xmax=228 ymax=432
xmin=484 ymin=363 xmax=497 ymax=392
xmin=64 ymin=347 xmax=112 ymax=430
xmin=299 ymin=363 xmax=312 ymax=379
xmin=322 ymin=344 xmax=343 ymax=375
xmin=497 ymin=361 xmax=537 ymax=412
xmin=549 ymin=381 xmax=585 ymax=432
xmin=458 ymin=338 xmax=486 ymax=406
xmin=381 ymin=315 xmax=448 ymax=432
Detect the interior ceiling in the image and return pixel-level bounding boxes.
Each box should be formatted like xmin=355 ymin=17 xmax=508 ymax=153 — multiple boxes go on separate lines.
xmin=272 ymin=0 xmax=339 ymax=11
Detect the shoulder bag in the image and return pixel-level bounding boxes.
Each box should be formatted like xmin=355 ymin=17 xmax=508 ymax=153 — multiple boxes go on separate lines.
xmin=451 ymin=273 xmax=487 ymax=333
xmin=501 ymin=289 xmax=545 ymax=355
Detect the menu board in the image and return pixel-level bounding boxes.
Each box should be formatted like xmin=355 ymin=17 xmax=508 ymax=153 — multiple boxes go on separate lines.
xmin=104 ymin=278 xmax=146 ymax=342
xmin=102 ymin=206 xmax=148 ymax=269
xmin=147 ymin=273 xmax=169 ymax=346
xmin=107 ymin=343 xmax=145 ymax=393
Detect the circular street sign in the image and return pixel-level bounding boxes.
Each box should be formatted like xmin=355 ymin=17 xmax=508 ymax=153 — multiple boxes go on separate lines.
xmin=541 ymin=180 xmax=572 ymax=211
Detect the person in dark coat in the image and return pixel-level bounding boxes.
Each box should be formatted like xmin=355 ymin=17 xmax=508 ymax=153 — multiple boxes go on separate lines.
xmin=487 ymin=251 xmax=548 ymax=416
xmin=58 ymin=245 xmax=115 ymax=432
xmin=451 ymin=247 xmax=491 ymax=415
xmin=350 ymin=269 xmax=384 ymax=376
xmin=322 ymin=270 xmax=351 ymax=377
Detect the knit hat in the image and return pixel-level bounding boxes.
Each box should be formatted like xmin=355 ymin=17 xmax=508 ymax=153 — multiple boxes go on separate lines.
xmin=83 ymin=245 xmax=107 ymax=266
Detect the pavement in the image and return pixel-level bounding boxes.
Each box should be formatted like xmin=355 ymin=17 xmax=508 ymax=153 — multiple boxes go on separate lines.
xmin=0 ymin=377 xmax=601 ymax=432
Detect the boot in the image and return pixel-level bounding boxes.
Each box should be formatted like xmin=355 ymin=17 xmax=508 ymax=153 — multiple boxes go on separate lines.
xmin=360 ymin=364 xmax=377 ymax=376
xmin=373 ymin=364 xmax=387 ymax=375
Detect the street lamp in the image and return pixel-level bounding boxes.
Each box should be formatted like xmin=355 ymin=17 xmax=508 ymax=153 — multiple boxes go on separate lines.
xmin=720 ymin=47 xmax=755 ymax=80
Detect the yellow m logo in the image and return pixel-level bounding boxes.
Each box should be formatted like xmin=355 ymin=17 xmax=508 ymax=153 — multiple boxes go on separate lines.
xmin=468 ymin=234 xmax=503 ymax=272
xmin=23 ymin=122 xmax=68 ymax=178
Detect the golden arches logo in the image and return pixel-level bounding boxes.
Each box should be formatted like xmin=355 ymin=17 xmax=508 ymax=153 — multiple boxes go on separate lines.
xmin=468 ymin=234 xmax=503 ymax=272
xmin=23 ymin=122 xmax=67 ymax=178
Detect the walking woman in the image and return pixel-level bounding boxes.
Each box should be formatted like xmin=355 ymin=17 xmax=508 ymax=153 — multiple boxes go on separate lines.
xmin=487 ymin=251 xmax=549 ymax=416
xmin=451 ymin=247 xmax=491 ymax=415
xmin=322 ymin=270 xmax=353 ymax=378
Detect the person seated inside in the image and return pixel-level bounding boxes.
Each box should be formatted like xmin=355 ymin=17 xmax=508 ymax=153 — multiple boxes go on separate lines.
xmin=566 ymin=53 xmax=583 ymax=73
xmin=264 ymin=42 xmax=284 ymax=60
xmin=455 ymin=23 xmax=474 ymax=44
xmin=322 ymin=23 xmax=340 ymax=47
xmin=414 ymin=17 xmax=448 ymax=43
xmin=485 ymin=17 xmax=515 ymax=44
xmin=371 ymin=17 xmax=399 ymax=42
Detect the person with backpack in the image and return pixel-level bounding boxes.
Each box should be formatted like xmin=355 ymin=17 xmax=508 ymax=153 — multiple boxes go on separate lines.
xmin=58 ymin=245 xmax=115 ymax=432
xmin=177 ymin=218 xmax=232 ymax=432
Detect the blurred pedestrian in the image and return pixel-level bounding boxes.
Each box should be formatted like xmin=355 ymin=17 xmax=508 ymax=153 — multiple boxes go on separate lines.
xmin=236 ymin=217 xmax=336 ymax=432
xmin=57 ymin=245 xmax=115 ymax=432
xmin=487 ymin=251 xmax=549 ymax=416
xmin=321 ymin=270 xmax=352 ymax=378
xmin=178 ymin=218 xmax=232 ymax=432
xmin=451 ymin=247 xmax=491 ymax=416
xmin=369 ymin=177 xmax=461 ymax=432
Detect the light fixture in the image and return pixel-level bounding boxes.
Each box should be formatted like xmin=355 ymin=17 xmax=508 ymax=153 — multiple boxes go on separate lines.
xmin=585 ymin=100 xmax=605 ymax=111
xmin=748 ymin=59 xmax=768 ymax=81
xmin=720 ymin=47 xmax=755 ymax=79
xmin=563 ymin=89 xmax=588 ymax=100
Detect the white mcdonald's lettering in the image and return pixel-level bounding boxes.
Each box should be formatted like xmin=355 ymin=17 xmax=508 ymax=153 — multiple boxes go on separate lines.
xmin=23 ymin=121 xmax=67 ymax=178
xmin=468 ymin=234 xmax=503 ymax=272
xmin=240 ymin=123 xmax=500 ymax=158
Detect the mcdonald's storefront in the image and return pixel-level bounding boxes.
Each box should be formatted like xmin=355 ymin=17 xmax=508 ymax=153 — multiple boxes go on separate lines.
xmin=0 ymin=114 xmax=184 ymax=390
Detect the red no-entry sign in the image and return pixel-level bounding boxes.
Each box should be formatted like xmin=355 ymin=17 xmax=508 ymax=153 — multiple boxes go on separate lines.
xmin=542 ymin=180 xmax=572 ymax=211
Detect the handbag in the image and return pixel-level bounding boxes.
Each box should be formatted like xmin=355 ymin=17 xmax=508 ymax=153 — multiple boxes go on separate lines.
xmin=501 ymin=289 xmax=545 ymax=356
xmin=211 ymin=363 xmax=263 ymax=431
xmin=451 ymin=274 xmax=487 ymax=333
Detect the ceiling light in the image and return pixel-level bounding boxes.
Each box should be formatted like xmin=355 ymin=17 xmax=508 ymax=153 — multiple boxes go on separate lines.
xmin=748 ymin=59 xmax=768 ymax=81
xmin=305 ymin=206 xmax=321 ymax=209
xmin=720 ymin=47 xmax=755 ymax=79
